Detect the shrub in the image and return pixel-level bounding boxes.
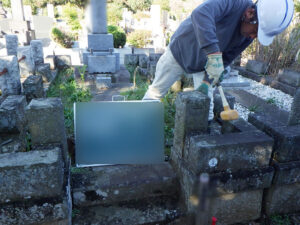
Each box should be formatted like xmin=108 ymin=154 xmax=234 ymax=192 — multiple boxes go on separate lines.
xmin=108 ymin=25 xmax=126 ymax=48
xmin=62 ymin=3 xmax=82 ymax=31
xmin=51 ymin=27 xmax=74 ymax=48
xmin=127 ymin=30 xmax=152 ymax=48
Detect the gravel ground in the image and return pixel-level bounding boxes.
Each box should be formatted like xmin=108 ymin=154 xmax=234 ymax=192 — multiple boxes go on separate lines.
xmin=227 ymin=73 xmax=294 ymax=120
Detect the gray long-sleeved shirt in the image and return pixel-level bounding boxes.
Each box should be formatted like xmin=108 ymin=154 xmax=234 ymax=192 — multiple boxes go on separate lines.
xmin=169 ymin=0 xmax=253 ymax=73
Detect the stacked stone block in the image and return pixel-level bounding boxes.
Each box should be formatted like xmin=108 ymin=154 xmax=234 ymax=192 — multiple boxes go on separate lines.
xmin=0 ymin=95 xmax=27 ymax=153
xmin=5 ymin=34 xmax=18 ymax=56
xmin=25 ymin=98 xmax=69 ymax=164
xmin=171 ymin=91 xmax=274 ymax=224
xmin=23 ymin=75 xmax=44 ymax=102
xmin=0 ymin=55 xmax=21 ymax=96
xmin=124 ymin=53 xmax=162 ymax=80
xmin=82 ymin=0 xmax=119 ymax=74
xmin=249 ymin=88 xmax=300 ymax=216
xmin=0 ymin=148 xmax=70 ymax=225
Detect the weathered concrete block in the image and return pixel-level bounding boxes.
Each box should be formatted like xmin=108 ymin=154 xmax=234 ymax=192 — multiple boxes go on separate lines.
xmin=186 ymin=131 xmax=273 ymax=174
xmin=36 ymin=63 xmax=53 ymax=82
xmin=87 ymin=34 xmax=113 ymax=51
xmin=124 ymin=54 xmax=139 ymax=66
xmin=30 ymin=40 xmax=44 ymax=65
xmin=96 ymin=75 xmax=112 ymax=89
xmin=220 ymin=118 xmax=258 ymax=134
xmin=72 ymin=163 xmax=179 ymax=207
xmin=149 ymin=53 xmax=162 ymax=63
xmin=0 ymin=148 xmax=63 ymax=204
xmin=17 ymin=46 xmax=35 ymax=78
xmin=209 ymin=190 xmax=263 ymax=224
xmin=114 ymin=52 xmax=120 ymax=71
xmin=44 ymin=55 xmax=56 ymax=70
xmin=0 ymin=199 xmax=69 ymax=225
xmin=148 ymin=61 xmax=156 ymax=77
xmin=264 ymin=183 xmax=300 ymax=216
xmin=173 ymin=91 xmax=210 ymax=157
xmin=82 ymin=51 xmax=120 ymax=71
xmin=139 ymin=54 xmax=149 ymax=68
xmin=271 ymin=125 xmax=300 ymax=163
xmin=272 ymin=161 xmax=300 ymax=185
xmin=278 ymin=69 xmax=300 ymax=87
xmin=246 ymin=60 xmax=268 ymax=74
xmin=0 ymin=95 xmax=26 ymax=134
xmin=213 ymin=93 xmax=235 ymax=118
xmin=288 ymin=88 xmax=300 ymax=126
xmin=0 ymin=55 xmax=21 ymax=95
xmin=88 ymin=55 xmax=116 ymax=73
xmin=26 ymin=98 xmax=68 ymax=162
xmin=55 ymin=55 xmax=71 ymax=69
xmin=138 ymin=67 xmax=148 ymax=77
xmin=5 ymin=34 xmax=18 ymax=56
xmin=23 ymin=75 xmax=44 ymax=102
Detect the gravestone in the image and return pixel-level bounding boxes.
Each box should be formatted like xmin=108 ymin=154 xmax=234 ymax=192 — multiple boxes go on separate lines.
xmin=11 ymin=0 xmax=25 ymax=21
xmin=5 ymin=35 xmax=18 ymax=56
xmin=23 ymin=5 xmax=33 ymax=22
xmin=47 ymin=4 xmax=55 ymax=19
xmin=83 ymin=0 xmax=119 ymax=74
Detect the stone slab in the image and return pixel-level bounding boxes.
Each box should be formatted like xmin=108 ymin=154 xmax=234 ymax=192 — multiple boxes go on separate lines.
xmin=23 ymin=75 xmax=44 ymax=102
xmin=72 ymin=163 xmax=179 ymax=207
xmin=87 ymin=34 xmax=113 ymax=51
xmin=270 ymin=80 xmax=297 ymax=96
xmin=288 ymin=88 xmax=300 ymax=126
xmin=0 ymin=55 xmax=21 ymax=95
xmin=271 ymin=125 xmax=300 ymax=163
xmin=55 ymin=55 xmax=71 ymax=69
xmin=149 ymin=53 xmax=162 ymax=63
xmin=139 ymin=54 xmax=149 ymax=68
xmin=220 ymin=118 xmax=258 ymax=134
xmin=30 ymin=40 xmax=44 ymax=65
xmin=209 ymin=190 xmax=263 ymax=224
xmin=124 ymin=54 xmax=139 ymax=66
xmin=82 ymin=51 xmax=120 ymax=71
xmin=173 ymin=91 xmax=210 ymax=157
xmin=0 ymin=148 xmax=63 ymax=204
xmin=227 ymin=89 xmax=289 ymax=124
xmin=186 ymin=130 xmax=273 ymax=174
xmin=278 ymin=69 xmax=300 ymax=87
xmin=246 ymin=60 xmax=268 ymax=75
xmin=96 ymin=75 xmax=112 ymax=89
xmin=5 ymin=34 xmax=18 ymax=56
xmin=45 ymin=55 xmax=56 ymax=70
xmin=88 ymin=55 xmax=116 ymax=73
xmin=73 ymin=198 xmax=179 ymax=225
xmin=36 ymin=63 xmax=53 ymax=82
xmin=221 ymin=75 xmax=250 ymax=88
xmin=0 ymin=199 xmax=69 ymax=225
xmin=273 ymin=161 xmax=300 ymax=185
xmin=0 ymin=95 xmax=26 ymax=134
xmin=264 ymin=183 xmax=300 ymax=216
xmin=25 ymin=98 xmax=68 ymax=163
xmin=17 ymin=46 xmax=35 ymax=78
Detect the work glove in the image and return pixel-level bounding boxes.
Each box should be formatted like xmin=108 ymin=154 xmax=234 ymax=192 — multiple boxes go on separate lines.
xmin=205 ymin=53 xmax=224 ymax=86
xmin=196 ymin=82 xmax=209 ymax=95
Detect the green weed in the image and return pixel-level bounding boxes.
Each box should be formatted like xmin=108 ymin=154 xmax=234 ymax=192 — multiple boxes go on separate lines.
xmin=266 ymin=97 xmax=276 ymax=105
xmin=270 ymin=215 xmax=292 ymax=225
xmin=249 ymin=105 xmax=260 ymax=112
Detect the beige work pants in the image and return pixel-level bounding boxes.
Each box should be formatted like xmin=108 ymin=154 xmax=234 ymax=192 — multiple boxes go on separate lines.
xmin=143 ymin=47 xmax=214 ymax=120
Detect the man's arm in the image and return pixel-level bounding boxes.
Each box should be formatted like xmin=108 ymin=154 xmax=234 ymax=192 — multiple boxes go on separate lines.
xmin=191 ymin=0 xmax=241 ymax=55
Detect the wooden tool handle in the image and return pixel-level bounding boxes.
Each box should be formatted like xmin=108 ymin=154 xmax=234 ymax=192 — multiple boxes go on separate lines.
xmin=218 ymin=85 xmax=229 ymax=108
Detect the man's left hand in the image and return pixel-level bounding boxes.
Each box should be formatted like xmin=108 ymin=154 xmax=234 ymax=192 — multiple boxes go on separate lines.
xmin=205 ymin=53 xmax=224 ymax=85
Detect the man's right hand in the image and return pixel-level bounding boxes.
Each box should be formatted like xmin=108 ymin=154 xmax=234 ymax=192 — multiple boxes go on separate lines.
xmin=205 ymin=53 xmax=224 ymax=85
xmin=196 ymin=82 xmax=209 ymax=95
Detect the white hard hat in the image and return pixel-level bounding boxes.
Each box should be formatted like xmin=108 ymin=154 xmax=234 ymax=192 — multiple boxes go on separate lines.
xmin=257 ymin=0 xmax=294 ymax=46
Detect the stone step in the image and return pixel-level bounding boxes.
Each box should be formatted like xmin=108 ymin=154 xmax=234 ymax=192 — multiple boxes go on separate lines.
xmin=225 ymin=89 xmax=289 ymax=124
xmin=0 ymin=148 xmax=64 ymax=204
xmin=72 ymin=163 xmax=181 ymax=224
xmin=72 ymin=163 xmax=179 ymax=207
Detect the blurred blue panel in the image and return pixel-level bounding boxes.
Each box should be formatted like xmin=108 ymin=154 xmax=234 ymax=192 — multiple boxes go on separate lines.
xmin=74 ymin=101 xmax=165 ymax=166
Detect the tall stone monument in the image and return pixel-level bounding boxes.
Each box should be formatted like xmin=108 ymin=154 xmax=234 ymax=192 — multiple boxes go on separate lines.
xmin=82 ymin=0 xmax=120 ymax=75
